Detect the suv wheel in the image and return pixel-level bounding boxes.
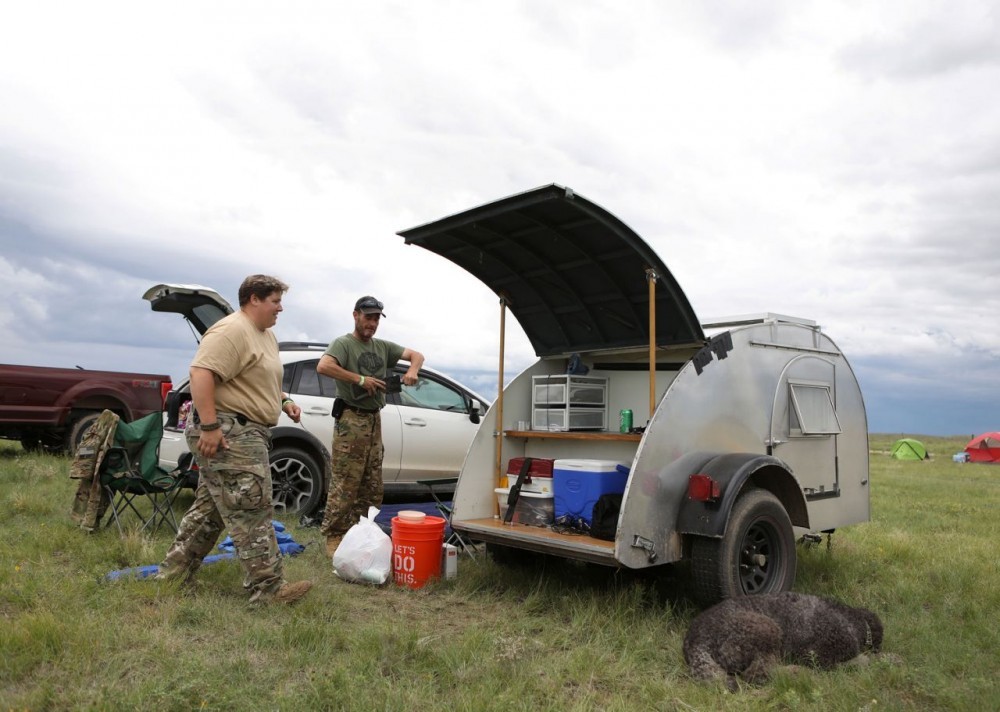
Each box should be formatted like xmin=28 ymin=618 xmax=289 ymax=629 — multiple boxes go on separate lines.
xmin=269 ymin=445 xmax=324 ymax=518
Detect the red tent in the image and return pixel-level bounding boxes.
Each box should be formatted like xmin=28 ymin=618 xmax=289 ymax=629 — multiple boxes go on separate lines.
xmin=964 ymin=432 xmax=1000 ymax=463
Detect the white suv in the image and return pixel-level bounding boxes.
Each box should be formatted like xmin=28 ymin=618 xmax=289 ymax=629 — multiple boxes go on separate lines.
xmin=144 ymin=284 xmax=490 ymax=518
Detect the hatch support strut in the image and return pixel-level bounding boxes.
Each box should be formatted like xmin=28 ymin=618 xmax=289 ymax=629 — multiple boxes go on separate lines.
xmin=646 ymin=268 xmax=658 ymax=419
xmin=495 ymin=293 xmax=510 ymax=505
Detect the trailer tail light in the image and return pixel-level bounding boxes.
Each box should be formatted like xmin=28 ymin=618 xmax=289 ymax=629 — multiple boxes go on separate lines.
xmin=688 ymin=474 xmax=721 ymax=502
xmin=161 ymin=381 xmax=174 ymax=406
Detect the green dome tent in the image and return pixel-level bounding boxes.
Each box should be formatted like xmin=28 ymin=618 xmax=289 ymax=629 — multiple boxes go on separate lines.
xmin=891 ymin=438 xmax=928 ymax=460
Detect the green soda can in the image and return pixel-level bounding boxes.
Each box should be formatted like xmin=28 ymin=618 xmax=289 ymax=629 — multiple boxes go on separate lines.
xmin=619 ymin=409 xmax=633 ymax=433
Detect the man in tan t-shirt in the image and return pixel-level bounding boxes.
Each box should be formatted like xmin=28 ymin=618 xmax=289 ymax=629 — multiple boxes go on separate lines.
xmin=155 ymin=274 xmax=312 ymax=604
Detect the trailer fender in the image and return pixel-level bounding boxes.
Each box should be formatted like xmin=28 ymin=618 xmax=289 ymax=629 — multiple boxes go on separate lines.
xmin=676 ymin=453 xmax=809 ymax=537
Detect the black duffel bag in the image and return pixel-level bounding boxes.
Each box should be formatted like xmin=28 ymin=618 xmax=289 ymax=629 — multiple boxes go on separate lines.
xmin=590 ymin=493 xmax=623 ymax=541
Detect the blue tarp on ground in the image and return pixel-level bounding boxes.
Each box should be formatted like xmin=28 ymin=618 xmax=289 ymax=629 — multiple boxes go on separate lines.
xmin=104 ymin=504 xmax=454 ymax=581
xmin=219 ymin=520 xmax=305 ymax=555
xmin=105 ymin=520 xmax=304 ymax=581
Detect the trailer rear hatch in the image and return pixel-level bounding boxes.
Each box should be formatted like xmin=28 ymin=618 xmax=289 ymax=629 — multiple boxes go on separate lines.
xmin=398 ymin=184 xmax=704 ymax=356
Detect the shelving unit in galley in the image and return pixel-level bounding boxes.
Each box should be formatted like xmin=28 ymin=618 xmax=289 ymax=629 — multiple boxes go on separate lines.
xmin=530 ymin=374 xmax=608 ymax=431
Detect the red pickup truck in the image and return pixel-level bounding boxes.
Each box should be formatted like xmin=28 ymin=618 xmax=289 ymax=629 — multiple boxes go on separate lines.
xmin=0 ymin=363 xmax=172 ymax=453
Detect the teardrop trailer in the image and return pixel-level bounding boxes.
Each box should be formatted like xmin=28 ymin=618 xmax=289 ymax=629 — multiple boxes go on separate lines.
xmin=398 ymin=184 xmax=870 ymax=603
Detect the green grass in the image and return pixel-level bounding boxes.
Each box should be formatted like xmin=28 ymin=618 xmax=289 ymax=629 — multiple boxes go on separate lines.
xmin=1 ymin=436 xmax=997 ymax=711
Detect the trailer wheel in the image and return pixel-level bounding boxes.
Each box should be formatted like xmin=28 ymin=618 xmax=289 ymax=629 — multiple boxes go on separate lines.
xmin=689 ymin=488 xmax=796 ymax=605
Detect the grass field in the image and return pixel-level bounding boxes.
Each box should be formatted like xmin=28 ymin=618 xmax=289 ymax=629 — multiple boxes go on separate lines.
xmin=1 ymin=434 xmax=997 ymax=711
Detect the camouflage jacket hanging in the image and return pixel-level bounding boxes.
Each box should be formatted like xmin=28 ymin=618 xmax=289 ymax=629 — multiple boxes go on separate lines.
xmin=69 ymin=409 xmax=120 ymax=531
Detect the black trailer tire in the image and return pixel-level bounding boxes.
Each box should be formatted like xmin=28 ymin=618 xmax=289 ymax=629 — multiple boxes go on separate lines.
xmin=269 ymin=446 xmax=325 ymax=518
xmin=486 ymin=542 xmax=515 ymax=564
xmin=689 ymin=488 xmax=796 ymax=605
xmin=486 ymin=542 xmax=538 ymax=566
xmin=66 ymin=411 xmax=102 ymax=454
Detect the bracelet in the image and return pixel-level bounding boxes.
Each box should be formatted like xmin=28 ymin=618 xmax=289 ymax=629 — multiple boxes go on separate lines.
xmin=358 ymin=375 xmax=365 ymax=386
xmin=200 ymin=421 xmax=221 ymax=431
xmin=282 ymin=398 xmax=294 ymax=407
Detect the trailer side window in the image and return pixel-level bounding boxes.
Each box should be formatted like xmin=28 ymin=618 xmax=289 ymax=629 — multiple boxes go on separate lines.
xmin=788 ymin=381 xmax=842 ymax=435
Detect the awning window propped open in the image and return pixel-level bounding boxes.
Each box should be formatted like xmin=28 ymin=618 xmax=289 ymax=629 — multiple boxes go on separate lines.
xmin=397 ymin=184 xmax=704 ymax=357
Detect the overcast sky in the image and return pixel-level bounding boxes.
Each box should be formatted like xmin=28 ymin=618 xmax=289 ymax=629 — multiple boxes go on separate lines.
xmin=1 ymin=1 xmax=997 ymax=437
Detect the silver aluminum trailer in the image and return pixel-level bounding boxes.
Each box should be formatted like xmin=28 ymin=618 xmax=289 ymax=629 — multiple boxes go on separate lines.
xmin=399 ymin=185 xmax=870 ymax=603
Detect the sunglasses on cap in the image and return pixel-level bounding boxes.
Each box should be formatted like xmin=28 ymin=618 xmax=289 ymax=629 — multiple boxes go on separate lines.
xmin=355 ymin=296 xmax=386 ymax=316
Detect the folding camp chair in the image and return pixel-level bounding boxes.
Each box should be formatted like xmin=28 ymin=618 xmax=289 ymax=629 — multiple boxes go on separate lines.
xmin=416 ymin=477 xmax=477 ymax=559
xmin=99 ymin=412 xmax=186 ymax=535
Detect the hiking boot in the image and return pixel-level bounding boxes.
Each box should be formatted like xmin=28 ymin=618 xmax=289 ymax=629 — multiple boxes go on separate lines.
xmin=271 ymin=580 xmax=313 ymax=604
xmin=325 ymin=535 xmax=342 ymax=558
xmin=153 ymin=563 xmax=197 ymax=588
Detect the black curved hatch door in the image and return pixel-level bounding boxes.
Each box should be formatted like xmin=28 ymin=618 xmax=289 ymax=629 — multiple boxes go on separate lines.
xmin=397 ymin=184 xmax=704 ymax=357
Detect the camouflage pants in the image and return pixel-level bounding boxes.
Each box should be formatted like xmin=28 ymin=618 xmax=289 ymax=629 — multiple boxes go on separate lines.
xmin=156 ymin=413 xmax=284 ymax=602
xmin=320 ymin=409 xmax=384 ymax=537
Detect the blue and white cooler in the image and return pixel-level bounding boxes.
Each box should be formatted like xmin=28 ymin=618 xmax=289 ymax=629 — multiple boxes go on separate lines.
xmin=553 ymin=458 xmax=629 ymax=526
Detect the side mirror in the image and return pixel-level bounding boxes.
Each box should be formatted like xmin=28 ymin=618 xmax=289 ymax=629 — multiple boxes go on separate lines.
xmin=467 ymin=397 xmax=481 ymax=425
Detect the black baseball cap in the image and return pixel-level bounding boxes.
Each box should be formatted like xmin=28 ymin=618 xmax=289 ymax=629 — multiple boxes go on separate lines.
xmin=355 ymin=296 xmax=386 ymax=317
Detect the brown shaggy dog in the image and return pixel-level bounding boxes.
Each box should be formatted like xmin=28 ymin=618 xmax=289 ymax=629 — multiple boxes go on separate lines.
xmin=683 ymin=592 xmax=883 ymax=688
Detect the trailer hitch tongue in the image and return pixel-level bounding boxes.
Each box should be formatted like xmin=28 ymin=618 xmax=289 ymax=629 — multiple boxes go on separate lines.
xmin=631 ymin=535 xmax=657 ymax=563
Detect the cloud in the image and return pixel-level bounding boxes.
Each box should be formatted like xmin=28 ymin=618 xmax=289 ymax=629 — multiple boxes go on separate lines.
xmin=1 ymin=1 xmax=998 ymax=435
xmin=839 ymin=3 xmax=1000 ymax=79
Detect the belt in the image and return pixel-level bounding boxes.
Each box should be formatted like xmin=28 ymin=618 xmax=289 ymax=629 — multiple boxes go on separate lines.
xmin=343 ymin=404 xmax=379 ymax=415
xmin=201 ymin=411 xmax=269 ymax=427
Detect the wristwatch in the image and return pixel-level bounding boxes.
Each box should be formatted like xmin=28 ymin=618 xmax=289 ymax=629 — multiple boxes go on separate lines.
xmin=200 ymin=421 xmax=221 ymax=431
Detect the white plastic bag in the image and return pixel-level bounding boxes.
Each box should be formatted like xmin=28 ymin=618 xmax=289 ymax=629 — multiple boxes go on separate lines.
xmin=332 ymin=506 xmax=392 ymax=585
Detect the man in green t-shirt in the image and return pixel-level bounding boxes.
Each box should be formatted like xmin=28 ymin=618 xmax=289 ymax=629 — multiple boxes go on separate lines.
xmin=317 ymin=295 xmax=424 ymax=556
